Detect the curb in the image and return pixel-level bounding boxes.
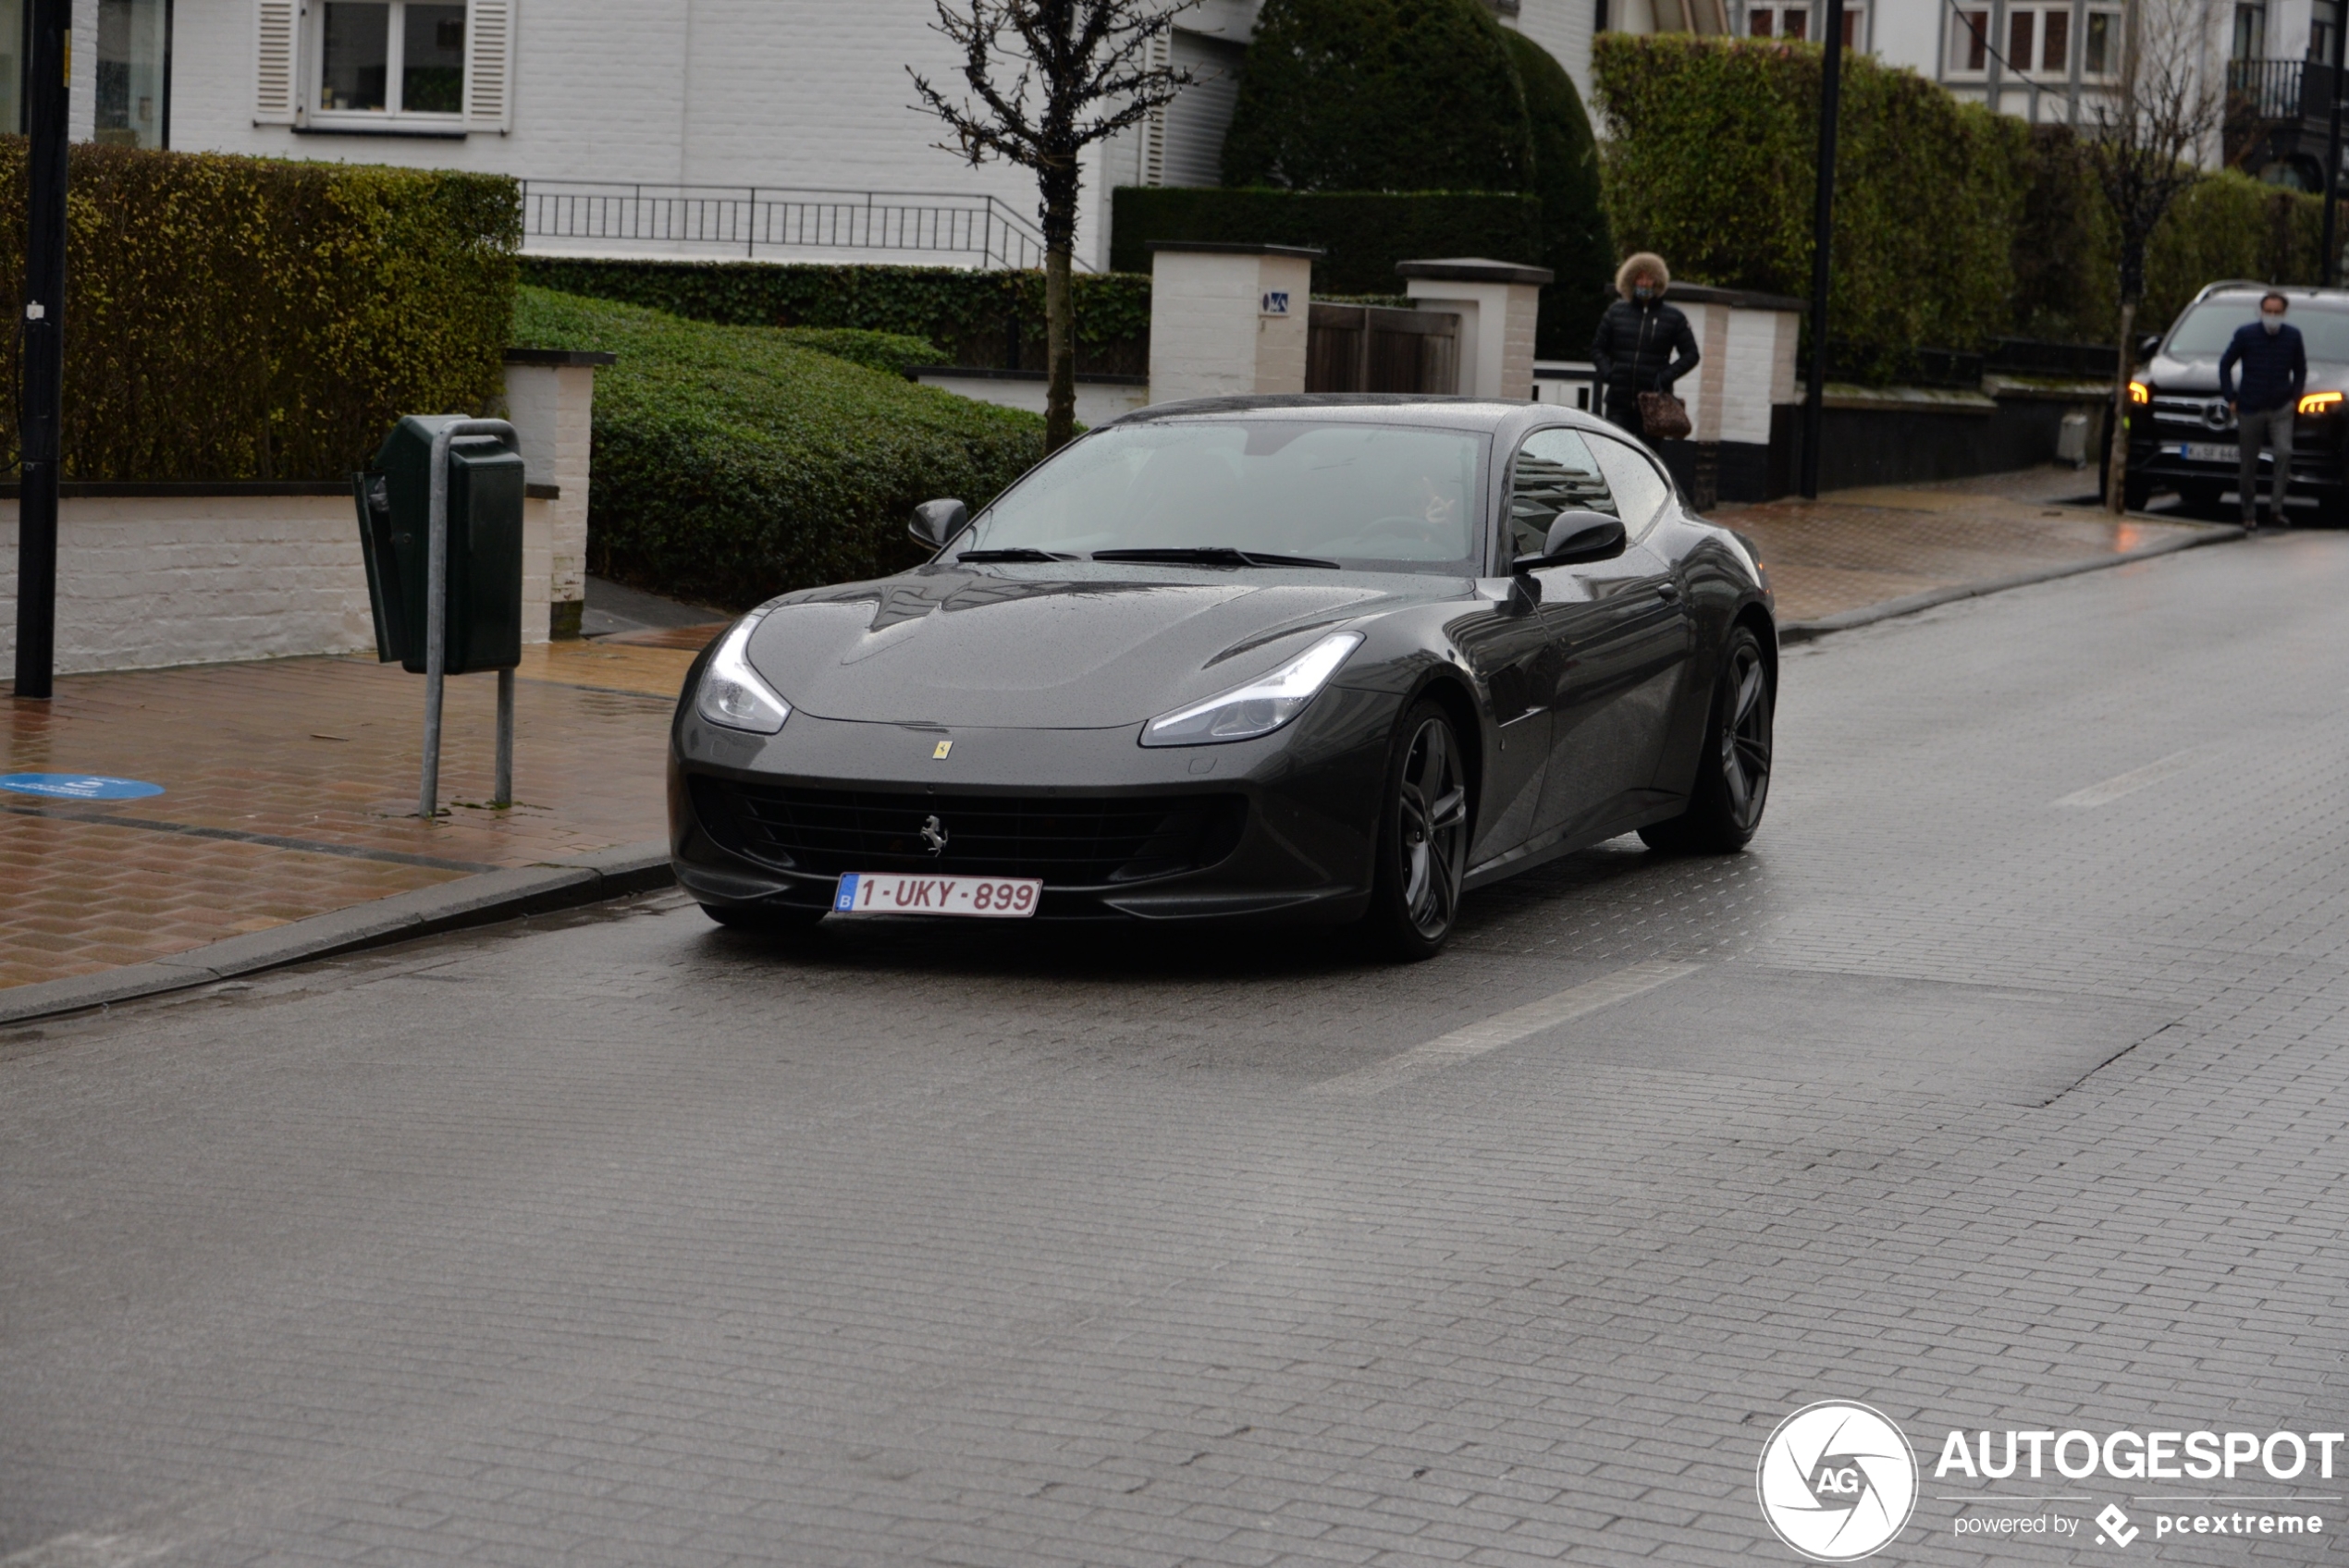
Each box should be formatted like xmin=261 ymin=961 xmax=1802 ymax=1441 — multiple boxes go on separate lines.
xmin=0 ymin=839 xmax=675 ymax=1029
xmin=1778 ymin=519 xmax=2244 ymax=644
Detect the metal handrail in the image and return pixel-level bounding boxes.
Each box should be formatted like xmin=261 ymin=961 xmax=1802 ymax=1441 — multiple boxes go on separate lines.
xmin=2226 ymin=56 xmax=2339 ymax=121
xmin=517 ymin=180 xmax=1083 ymax=271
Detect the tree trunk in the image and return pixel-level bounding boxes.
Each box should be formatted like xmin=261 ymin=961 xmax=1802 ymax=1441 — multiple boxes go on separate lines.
xmin=1044 ymin=244 xmax=1076 ymax=455
xmin=2106 ymin=298 xmax=2136 ymax=516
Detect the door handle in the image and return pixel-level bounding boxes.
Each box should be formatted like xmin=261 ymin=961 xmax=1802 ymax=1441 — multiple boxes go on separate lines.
xmin=1655 ymin=582 xmax=1683 ymax=602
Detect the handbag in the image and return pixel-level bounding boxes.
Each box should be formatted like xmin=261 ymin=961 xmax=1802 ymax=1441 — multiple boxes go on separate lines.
xmin=1638 ymin=390 xmax=1691 ymax=442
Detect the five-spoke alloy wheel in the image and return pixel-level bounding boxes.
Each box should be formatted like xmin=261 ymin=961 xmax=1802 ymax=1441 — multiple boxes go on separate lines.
xmin=1365 ymin=700 xmax=1470 ymax=959
xmin=1640 ymin=624 xmax=1773 ymax=854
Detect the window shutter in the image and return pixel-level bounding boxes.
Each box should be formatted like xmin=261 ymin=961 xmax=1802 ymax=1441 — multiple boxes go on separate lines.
xmin=253 ymin=0 xmax=299 ymax=124
xmin=466 ymin=0 xmax=515 ymax=131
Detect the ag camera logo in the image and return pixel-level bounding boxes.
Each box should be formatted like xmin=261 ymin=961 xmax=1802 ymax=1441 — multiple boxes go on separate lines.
xmin=1757 ymin=1402 xmax=1919 ymax=1561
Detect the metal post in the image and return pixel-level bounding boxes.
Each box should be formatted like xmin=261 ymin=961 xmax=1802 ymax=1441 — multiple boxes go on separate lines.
xmin=495 ymin=668 xmax=513 ymax=808
xmin=1799 ymin=0 xmax=1849 ymax=500
xmin=416 ymin=419 xmax=519 ymax=819
xmin=2325 ymin=8 xmax=2347 ymax=285
xmin=11 ymin=0 xmax=68 ymax=701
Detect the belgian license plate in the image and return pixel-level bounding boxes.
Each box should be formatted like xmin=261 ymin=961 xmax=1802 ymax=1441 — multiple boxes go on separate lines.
xmin=832 ymin=872 xmax=1041 ymax=918
xmin=2177 ymin=442 xmax=2239 ymax=463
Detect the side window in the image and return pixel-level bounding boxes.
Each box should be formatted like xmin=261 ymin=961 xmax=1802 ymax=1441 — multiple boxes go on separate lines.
xmin=1588 ymin=436 xmax=1674 ymax=538
xmin=1507 ymin=427 xmax=1617 ymax=560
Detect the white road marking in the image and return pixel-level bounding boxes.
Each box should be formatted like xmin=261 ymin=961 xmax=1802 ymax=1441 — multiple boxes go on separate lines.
xmin=0 ymin=1535 xmax=174 ymax=1568
xmin=1310 ymin=960 xmax=1703 ymax=1097
xmin=2053 ymin=750 xmax=2201 ymax=808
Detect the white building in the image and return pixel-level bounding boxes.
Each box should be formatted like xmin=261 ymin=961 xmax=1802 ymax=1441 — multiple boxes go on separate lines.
xmin=10 ymin=0 xmax=2310 ymax=276
xmin=4 ymin=0 xmax=1591 ymax=273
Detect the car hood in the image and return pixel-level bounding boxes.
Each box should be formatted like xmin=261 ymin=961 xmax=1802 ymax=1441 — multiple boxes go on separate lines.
xmin=2151 ymin=352 xmax=2349 ymax=395
xmin=745 ymin=568 xmax=1433 ymax=729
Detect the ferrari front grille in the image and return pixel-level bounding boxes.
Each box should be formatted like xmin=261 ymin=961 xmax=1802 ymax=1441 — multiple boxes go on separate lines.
xmin=692 ymin=778 xmax=1248 ymax=885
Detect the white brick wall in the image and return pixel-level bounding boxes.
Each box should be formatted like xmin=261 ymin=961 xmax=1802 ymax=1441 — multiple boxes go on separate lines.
xmin=0 ymin=493 xmax=554 ymax=676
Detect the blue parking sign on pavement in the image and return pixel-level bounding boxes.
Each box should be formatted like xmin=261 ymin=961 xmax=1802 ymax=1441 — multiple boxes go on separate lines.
xmin=0 ymin=772 xmax=165 ymax=802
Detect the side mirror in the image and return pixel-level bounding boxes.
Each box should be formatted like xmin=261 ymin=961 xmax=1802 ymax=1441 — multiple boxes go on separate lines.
xmin=2137 ymin=334 xmax=2161 ymax=360
xmin=1515 ymin=511 xmax=1628 ymax=570
xmin=910 ymin=498 xmax=970 ymax=549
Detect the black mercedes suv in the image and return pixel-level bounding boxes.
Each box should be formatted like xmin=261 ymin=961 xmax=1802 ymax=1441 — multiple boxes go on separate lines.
xmin=2123 ymin=280 xmax=2349 ymax=520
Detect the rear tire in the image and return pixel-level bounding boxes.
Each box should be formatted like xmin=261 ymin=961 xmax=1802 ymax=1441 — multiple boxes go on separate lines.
xmin=1640 ymin=626 xmax=1772 ymax=855
xmin=701 ymin=901 xmax=827 ymax=934
xmin=1359 ymin=700 xmax=1470 ymax=962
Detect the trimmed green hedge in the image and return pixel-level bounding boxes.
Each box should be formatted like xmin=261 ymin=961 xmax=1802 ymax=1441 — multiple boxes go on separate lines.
xmin=1221 ymin=0 xmax=1532 ymax=194
xmin=1110 ymin=187 xmax=1543 ymax=295
xmin=518 ymin=257 xmax=1149 ymax=374
xmin=1596 ymin=36 xmax=2334 ymax=369
xmin=0 ymin=139 xmax=514 ymax=479
xmin=1502 ymin=29 xmax=1617 ymax=359
xmin=773 ymin=327 xmax=941 ymax=377
xmin=512 ymin=287 xmax=1046 ymax=608
xmin=1595 ymin=34 xmax=2023 ymax=378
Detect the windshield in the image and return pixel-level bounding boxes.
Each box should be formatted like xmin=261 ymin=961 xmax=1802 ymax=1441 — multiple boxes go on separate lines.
xmin=958 ymin=421 xmax=1488 ymax=571
xmin=2167 ymin=298 xmax=2349 ymax=360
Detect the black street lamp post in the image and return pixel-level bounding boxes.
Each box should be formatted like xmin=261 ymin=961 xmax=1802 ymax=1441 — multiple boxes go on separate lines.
xmin=1800 ymin=0 xmax=1848 ymax=499
xmin=12 ymin=0 xmax=68 ymax=700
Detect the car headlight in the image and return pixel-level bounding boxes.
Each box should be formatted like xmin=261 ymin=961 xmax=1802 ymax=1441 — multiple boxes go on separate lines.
xmin=695 ymin=612 xmax=791 ymax=734
xmin=1140 ymin=631 xmax=1362 ymax=747
xmin=2128 ymin=380 xmax=2150 ymax=406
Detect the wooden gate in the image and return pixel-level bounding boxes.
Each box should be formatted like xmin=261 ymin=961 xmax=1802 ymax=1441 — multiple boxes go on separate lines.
xmin=1306 ymin=303 xmax=1461 ymax=395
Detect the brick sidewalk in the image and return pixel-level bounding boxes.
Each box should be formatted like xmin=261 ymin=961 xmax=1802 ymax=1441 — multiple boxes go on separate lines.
xmin=1721 ymin=464 xmax=2219 ymax=623
xmin=0 ymin=469 xmax=2230 ymax=994
xmin=1 ymin=640 xmax=699 ymax=989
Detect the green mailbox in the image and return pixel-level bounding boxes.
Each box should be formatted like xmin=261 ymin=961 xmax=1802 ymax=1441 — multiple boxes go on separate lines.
xmin=353 ymin=414 xmax=525 ymax=675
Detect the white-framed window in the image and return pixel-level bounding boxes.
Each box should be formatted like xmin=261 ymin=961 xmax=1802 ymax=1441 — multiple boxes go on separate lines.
xmin=2003 ymin=5 xmax=2072 ymax=76
xmin=253 ymin=0 xmax=511 ymax=132
xmin=1748 ymin=1 xmax=1863 ymax=45
xmin=1948 ymin=6 xmax=1992 ymax=74
xmin=2083 ymin=6 xmax=2122 ymax=76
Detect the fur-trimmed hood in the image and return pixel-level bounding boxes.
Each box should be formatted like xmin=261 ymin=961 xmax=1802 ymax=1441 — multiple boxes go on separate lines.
xmin=1615 ymin=252 xmax=1670 ymax=300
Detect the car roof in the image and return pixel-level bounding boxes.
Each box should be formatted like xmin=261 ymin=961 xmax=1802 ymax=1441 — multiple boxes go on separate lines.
xmin=1101 ymin=393 xmax=1587 ymax=435
xmin=2195 ymin=281 xmax=2349 ymax=308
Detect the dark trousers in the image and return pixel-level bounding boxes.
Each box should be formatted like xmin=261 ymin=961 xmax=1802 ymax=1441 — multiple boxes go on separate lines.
xmin=1603 ymin=386 xmax=1644 ymax=436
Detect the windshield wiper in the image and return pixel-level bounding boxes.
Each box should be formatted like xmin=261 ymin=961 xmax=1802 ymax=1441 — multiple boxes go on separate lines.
xmin=1091 ymin=546 xmax=1340 ymax=570
xmin=954 ymin=547 xmax=1076 ymax=563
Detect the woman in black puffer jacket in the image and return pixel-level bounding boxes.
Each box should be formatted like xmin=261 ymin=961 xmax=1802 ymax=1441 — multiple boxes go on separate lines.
xmin=1591 ymin=251 xmax=1699 ymax=438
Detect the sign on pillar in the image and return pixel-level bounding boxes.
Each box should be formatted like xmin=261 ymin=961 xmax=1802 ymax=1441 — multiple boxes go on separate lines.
xmin=1146 ymin=241 xmax=1323 ymax=404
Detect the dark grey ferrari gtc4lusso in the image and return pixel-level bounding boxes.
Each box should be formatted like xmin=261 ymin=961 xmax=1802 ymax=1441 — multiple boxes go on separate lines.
xmin=669 ymin=394 xmax=1776 ymax=959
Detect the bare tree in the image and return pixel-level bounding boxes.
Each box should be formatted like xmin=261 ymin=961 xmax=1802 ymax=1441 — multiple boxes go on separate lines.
xmin=2089 ymin=0 xmax=2223 ymax=513
xmin=913 ymin=1 xmax=1199 ymax=454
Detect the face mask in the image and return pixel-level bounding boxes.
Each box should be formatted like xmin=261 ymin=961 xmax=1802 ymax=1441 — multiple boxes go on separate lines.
xmin=2264 ymin=314 xmax=2284 ymax=335
xmin=1634 ymin=286 xmax=1656 ymax=302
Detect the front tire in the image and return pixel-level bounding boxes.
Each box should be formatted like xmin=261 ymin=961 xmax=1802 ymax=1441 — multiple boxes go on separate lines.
xmin=1640 ymin=626 xmax=1773 ymax=855
xmin=1359 ymin=700 xmax=1470 ymax=961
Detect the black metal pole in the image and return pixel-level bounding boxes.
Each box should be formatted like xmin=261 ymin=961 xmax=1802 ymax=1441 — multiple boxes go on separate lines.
xmin=12 ymin=0 xmax=67 ymax=700
xmin=1799 ymin=0 xmax=1847 ymax=499
xmin=2324 ymin=6 xmax=2347 ymax=286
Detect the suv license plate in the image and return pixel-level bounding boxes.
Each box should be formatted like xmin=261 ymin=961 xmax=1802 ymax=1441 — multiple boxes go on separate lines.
xmin=833 ymin=873 xmax=1040 ymax=918
xmin=2176 ymin=442 xmax=2239 ymax=463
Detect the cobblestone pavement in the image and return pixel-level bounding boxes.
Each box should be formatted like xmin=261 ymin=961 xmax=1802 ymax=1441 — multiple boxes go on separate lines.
xmin=0 ymin=640 xmax=694 ymax=990
xmin=5 ymin=532 xmax=2345 ymax=1565
xmin=0 ymin=473 xmax=2215 ymax=996
xmin=1720 ymin=466 xmax=2219 ymax=623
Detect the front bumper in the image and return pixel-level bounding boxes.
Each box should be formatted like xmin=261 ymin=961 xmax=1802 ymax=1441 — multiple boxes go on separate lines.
xmin=668 ymin=686 xmax=1402 ymax=925
xmin=2128 ymin=402 xmax=2347 ymax=498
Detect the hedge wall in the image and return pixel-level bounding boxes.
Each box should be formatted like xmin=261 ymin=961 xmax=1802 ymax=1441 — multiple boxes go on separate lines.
xmin=0 ymin=139 xmax=514 ymax=480
xmin=1502 ymin=29 xmax=1617 ymax=359
xmin=512 ymin=288 xmax=1046 ymax=608
xmin=1595 ymin=34 xmax=2024 ymax=378
xmin=518 ymin=257 xmax=1150 ymax=375
xmin=1595 ymin=36 xmax=2336 ymax=372
xmin=1109 ymin=187 xmax=1543 ymax=295
xmin=1221 ymin=0 xmax=1532 ymax=195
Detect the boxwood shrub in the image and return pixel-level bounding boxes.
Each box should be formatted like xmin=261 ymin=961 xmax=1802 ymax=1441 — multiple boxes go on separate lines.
xmin=512 ymin=287 xmax=1047 ymax=608
xmin=1109 ymin=187 xmax=1543 ymax=295
xmin=0 ymin=139 xmax=514 ymax=480
xmin=519 ymin=257 xmax=1150 ymax=374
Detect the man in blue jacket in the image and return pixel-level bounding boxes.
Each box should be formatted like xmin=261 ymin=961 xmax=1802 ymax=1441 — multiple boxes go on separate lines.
xmin=2220 ymin=292 xmax=2307 ymax=527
